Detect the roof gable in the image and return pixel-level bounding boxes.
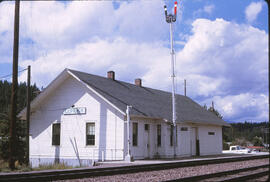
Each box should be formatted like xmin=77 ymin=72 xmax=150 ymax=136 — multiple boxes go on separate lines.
xmin=19 ymin=69 xmax=70 ymax=119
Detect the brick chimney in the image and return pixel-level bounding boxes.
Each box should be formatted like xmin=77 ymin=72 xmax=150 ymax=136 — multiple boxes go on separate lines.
xmin=107 ymin=71 xmax=115 ymax=80
xmin=135 ymin=78 xmax=142 ymax=87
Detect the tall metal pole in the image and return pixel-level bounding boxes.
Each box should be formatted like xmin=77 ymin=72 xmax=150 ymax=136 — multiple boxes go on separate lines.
xmin=9 ymin=0 xmax=20 ymax=170
xmin=164 ymin=1 xmax=178 ymax=158
xmin=169 ymin=22 xmax=177 ymax=158
xmin=26 ymin=65 xmax=31 ymax=166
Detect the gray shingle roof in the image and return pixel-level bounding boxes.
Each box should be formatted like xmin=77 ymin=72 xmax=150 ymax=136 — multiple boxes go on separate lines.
xmin=69 ymin=69 xmax=229 ymax=126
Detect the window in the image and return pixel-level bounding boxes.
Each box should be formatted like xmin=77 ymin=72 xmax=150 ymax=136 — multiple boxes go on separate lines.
xmin=133 ymin=123 xmax=138 ymax=146
xmin=208 ymin=132 xmax=215 ymax=135
xmin=52 ymin=123 xmax=60 ymax=146
xmin=86 ymin=123 xmax=95 ymax=145
xmin=145 ymin=124 xmax=149 ymax=131
xmin=157 ymin=124 xmax=161 ymax=146
xmin=181 ymin=127 xmax=188 ymax=131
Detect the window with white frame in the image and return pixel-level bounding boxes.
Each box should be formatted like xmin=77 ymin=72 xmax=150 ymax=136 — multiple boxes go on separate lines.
xmin=86 ymin=123 xmax=95 ymax=145
xmin=52 ymin=123 xmax=60 ymax=146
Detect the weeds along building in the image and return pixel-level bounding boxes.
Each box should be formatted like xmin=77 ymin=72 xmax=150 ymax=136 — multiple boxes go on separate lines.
xmin=19 ymin=69 xmax=229 ymax=167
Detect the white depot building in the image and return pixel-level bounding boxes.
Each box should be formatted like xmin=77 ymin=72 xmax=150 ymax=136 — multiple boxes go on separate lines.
xmin=19 ymin=69 xmax=229 ymax=167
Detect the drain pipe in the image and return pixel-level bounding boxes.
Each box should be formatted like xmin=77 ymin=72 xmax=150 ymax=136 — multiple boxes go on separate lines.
xmin=125 ymin=105 xmax=133 ymax=162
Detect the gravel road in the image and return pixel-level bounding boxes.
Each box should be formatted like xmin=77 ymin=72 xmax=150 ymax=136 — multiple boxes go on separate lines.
xmin=60 ymin=158 xmax=269 ymax=182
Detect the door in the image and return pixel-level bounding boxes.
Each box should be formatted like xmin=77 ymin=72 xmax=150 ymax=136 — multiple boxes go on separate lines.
xmin=144 ymin=124 xmax=150 ymax=158
xmin=190 ymin=127 xmax=197 ymax=156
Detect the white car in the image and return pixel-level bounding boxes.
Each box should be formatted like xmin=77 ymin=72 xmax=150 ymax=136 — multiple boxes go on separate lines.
xmin=223 ymin=145 xmax=251 ymax=154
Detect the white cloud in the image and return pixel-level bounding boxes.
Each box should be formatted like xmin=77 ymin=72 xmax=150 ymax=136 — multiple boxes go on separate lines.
xmin=193 ymin=4 xmax=215 ymax=17
xmin=245 ymin=1 xmax=263 ymax=23
xmin=19 ymin=38 xmax=170 ymax=88
xmin=1 ymin=1 xmax=168 ymax=63
xmin=209 ymin=93 xmax=268 ymax=122
xmin=203 ymin=5 xmax=214 ymax=14
xmin=175 ymin=18 xmax=268 ymax=98
xmin=0 ymin=2 xmax=14 ymax=63
xmin=18 ymin=1 xmax=166 ymax=50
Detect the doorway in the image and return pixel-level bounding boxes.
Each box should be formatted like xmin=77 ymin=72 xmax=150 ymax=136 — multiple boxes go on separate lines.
xmin=144 ymin=124 xmax=150 ymax=158
xmin=190 ymin=127 xmax=199 ymax=156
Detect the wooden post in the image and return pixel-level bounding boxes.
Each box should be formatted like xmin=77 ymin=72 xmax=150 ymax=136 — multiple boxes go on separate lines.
xmin=26 ymin=65 xmax=31 ymax=166
xmin=9 ymin=0 xmax=20 ymax=170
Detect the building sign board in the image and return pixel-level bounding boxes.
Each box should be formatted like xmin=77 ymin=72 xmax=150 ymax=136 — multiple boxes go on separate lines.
xmin=63 ymin=107 xmax=86 ymax=115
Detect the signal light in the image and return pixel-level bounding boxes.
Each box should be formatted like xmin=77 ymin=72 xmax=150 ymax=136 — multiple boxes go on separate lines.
xmin=164 ymin=5 xmax=168 ymax=17
xmin=174 ymin=1 xmax=177 ymax=16
xmin=164 ymin=1 xmax=178 ymax=23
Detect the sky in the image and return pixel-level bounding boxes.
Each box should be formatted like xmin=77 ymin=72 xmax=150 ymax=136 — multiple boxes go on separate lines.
xmin=0 ymin=0 xmax=268 ymax=123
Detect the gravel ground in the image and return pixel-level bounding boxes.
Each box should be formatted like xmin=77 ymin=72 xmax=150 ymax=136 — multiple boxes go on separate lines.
xmin=203 ymin=168 xmax=269 ymax=182
xmin=246 ymin=175 xmax=269 ymax=182
xmin=60 ymin=158 xmax=269 ymax=182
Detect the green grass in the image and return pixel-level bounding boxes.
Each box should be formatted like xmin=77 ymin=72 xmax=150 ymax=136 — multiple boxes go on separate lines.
xmin=33 ymin=162 xmax=74 ymax=171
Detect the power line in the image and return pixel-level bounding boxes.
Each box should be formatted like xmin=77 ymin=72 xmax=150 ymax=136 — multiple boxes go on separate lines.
xmin=0 ymin=68 xmax=28 ymax=80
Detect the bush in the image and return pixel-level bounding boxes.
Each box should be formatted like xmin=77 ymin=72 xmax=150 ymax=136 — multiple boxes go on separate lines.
xmin=223 ymin=140 xmax=230 ymax=150
xmin=252 ymin=136 xmax=263 ymax=146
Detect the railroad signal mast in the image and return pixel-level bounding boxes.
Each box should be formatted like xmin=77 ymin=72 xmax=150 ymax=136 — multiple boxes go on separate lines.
xmin=164 ymin=1 xmax=178 ymax=158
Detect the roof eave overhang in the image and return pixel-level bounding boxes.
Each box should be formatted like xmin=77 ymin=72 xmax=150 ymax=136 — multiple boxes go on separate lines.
xmin=128 ymin=114 xmax=167 ymax=122
xmin=183 ymin=120 xmax=231 ymax=127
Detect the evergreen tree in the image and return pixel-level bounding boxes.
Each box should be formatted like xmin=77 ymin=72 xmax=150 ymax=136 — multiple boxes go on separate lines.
xmin=0 ymin=80 xmax=40 ymax=163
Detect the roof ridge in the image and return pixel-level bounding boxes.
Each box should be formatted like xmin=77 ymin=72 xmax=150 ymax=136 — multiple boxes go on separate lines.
xmin=68 ymin=68 xmax=187 ymax=98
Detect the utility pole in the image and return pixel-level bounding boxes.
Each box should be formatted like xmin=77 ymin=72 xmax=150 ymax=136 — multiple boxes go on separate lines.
xmin=26 ymin=65 xmax=31 ymax=166
xmin=184 ymin=79 xmax=186 ymax=96
xmin=164 ymin=1 xmax=178 ymax=158
xmin=9 ymin=0 xmax=20 ymax=170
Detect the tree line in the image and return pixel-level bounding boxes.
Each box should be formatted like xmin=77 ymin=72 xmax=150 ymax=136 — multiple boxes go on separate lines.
xmin=223 ymin=121 xmax=269 ymax=149
xmin=0 ymin=80 xmax=39 ymax=164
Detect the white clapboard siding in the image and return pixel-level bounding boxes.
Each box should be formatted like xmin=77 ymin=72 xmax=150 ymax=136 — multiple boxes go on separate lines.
xmin=30 ymin=76 xmax=125 ymax=165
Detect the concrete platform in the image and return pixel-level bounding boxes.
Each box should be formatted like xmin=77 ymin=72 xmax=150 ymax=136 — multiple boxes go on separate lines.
xmin=97 ymin=153 xmax=269 ymax=167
